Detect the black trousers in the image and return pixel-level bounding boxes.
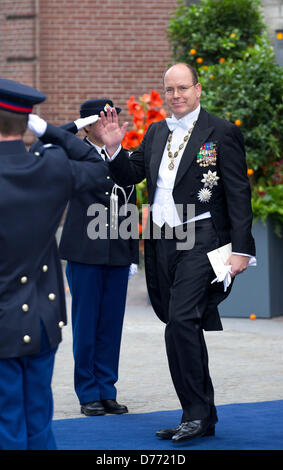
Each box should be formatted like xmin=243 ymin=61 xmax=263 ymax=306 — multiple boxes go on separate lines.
xmin=155 ymin=218 xmax=219 ymax=423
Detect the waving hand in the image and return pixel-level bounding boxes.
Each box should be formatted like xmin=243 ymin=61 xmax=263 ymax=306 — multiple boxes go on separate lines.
xmin=98 ymin=107 xmax=128 ymax=157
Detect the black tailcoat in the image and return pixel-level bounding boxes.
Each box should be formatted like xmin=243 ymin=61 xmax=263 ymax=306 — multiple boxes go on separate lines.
xmin=0 ymin=125 xmax=104 ymax=358
xmin=58 ymin=122 xmax=139 ymax=266
xmin=109 ymin=107 xmax=255 ymax=331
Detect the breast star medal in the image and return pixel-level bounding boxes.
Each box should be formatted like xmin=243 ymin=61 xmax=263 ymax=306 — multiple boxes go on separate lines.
xmin=167 ymin=121 xmax=196 ymax=170
xmin=201 ymin=170 xmax=220 ymax=189
xmin=197 ymin=187 xmax=212 ymax=203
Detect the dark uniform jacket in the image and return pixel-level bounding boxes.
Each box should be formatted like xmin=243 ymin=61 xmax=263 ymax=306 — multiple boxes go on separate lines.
xmin=109 ymin=107 xmax=256 ymax=331
xmin=0 ymin=124 xmax=104 ymax=359
xmin=58 ymin=122 xmax=139 ymax=266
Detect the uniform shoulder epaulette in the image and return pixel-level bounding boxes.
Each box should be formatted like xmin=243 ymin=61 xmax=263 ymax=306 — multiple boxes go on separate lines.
xmin=33 ymin=143 xmax=60 ymax=157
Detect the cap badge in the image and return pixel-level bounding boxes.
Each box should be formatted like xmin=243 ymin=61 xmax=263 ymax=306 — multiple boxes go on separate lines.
xmin=104 ymin=103 xmax=112 ymax=112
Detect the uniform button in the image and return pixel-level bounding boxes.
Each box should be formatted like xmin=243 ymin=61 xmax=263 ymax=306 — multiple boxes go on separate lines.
xmin=105 ymin=207 xmax=108 ymax=210
xmin=34 ymin=152 xmax=40 ymax=156
xmin=106 ymin=176 xmax=110 ymax=179
xmin=21 ymin=276 xmax=28 ymax=284
xmin=105 ymin=223 xmax=109 ymax=227
xmin=23 ymin=335 xmax=31 ymax=343
xmin=22 ymin=304 xmax=29 ymax=312
xmin=42 ymin=265 xmax=48 ymax=272
xmin=48 ymin=293 xmax=56 ymax=301
xmin=105 ymin=192 xmax=109 ymax=195
xmin=58 ymin=321 xmax=65 ymax=328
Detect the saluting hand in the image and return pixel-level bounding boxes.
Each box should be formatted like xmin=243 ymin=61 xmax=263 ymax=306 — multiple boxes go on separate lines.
xmin=98 ymin=107 xmax=128 ymax=157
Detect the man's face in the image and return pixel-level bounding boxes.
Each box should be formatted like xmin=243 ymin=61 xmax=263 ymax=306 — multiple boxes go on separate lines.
xmin=164 ymin=64 xmax=201 ymax=119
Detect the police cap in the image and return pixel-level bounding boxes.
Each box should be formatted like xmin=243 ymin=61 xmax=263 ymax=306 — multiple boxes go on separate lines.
xmin=80 ymin=99 xmax=121 ymax=118
xmin=0 ymin=78 xmax=46 ymax=114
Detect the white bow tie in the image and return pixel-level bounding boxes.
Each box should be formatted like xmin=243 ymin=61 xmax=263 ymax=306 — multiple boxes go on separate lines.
xmin=165 ymin=116 xmax=189 ymax=132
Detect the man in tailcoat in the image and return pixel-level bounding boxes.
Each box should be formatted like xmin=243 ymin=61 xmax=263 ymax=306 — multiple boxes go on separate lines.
xmin=58 ymin=99 xmax=139 ymax=416
xmin=0 ymin=78 xmax=103 ymax=450
xmin=98 ymin=63 xmax=256 ymax=442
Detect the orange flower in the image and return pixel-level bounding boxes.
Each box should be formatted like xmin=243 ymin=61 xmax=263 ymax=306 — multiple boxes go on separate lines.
xmin=235 ymin=119 xmax=242 ymax=126
xmin=140 ymin=93 xmax=151 ymax=103
xmin=219 ymin=57 xmax=226 ymax=63
xmin=146 ymin=108 xmax=166 ymax=125
xmin=276 ymin=32 xmax=283 ymax=40
xmin=190 ymin=48 xmax=197 ymax=55
xmin=149 ymin=90 xmax=163 ymax=107
xmin=209 ymin=75 xmax=215 ymax=79
xmin=247 ymin=168 xmax=254 ymax=176
xmin=196 ymin=57 xmax=203 ymax=64
xmin=122 ymin=130 xmax=144 ymax=150
xmin=133 ymin=103 xmax=145 ymax=119
xmin=127 ymin=96 xmax=140 ymax=114
xmin=230 ymin=33 xmax=236 ymax=38
xmin=124 ymin=90 xmax=166 ymax=150
xmin=142 ymin=206 xmax=148 ymax=228
xmin=202 ymin=65 xmax=209 ymax=70
xmin=133 ymin=114 xmax=145 ymax=130
xmin=143 ymin=123 xmax=149 ymax=133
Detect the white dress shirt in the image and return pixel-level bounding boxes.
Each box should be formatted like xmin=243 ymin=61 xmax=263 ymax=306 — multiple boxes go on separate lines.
xmin=85 ymin=138 xmax=107 ymax=159
xmin=152 ymin=105 xmax=211 ymax=227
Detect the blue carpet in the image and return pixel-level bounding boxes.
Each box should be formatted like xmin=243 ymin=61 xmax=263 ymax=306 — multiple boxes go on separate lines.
xmin=53 ymin=400 xmax=283 ymax=451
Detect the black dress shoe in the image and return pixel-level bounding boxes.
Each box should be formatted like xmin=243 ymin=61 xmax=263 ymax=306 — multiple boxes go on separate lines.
xmin=101 ymin=399 xmax=128 ymax=414
xmin=172 ymin=418 xmax=215 ymax=443
xmin=156 ymin=424 xmax=183 ymax=440
xmin=81 ymin=401 xmax=105 ymax=416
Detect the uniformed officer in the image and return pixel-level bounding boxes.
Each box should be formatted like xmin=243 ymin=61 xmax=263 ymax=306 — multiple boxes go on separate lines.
xmin=58 ymin=99 xmax=139 ymax=416
xmin=0 ymin=78 xmax=103 ymax=450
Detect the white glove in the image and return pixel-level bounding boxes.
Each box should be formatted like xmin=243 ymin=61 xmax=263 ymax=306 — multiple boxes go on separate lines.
xmin=28 ymin=113 xmax=47 ymax=137
xmin=74 ymin=115 xmax=99 ymax=130
xmin=128 ymin=263 xmax=138 ymax=280
xmin=211 ymin=265 xmax=232 ymax=292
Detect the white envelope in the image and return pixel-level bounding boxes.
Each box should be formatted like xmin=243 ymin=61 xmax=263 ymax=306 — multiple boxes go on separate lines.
xmin=207 ymin=243 xmax=256 ymax=292
xmin=207 ymin=243 xmax=232 ymax=278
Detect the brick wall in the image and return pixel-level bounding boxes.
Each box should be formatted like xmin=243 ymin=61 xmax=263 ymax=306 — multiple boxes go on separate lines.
xmin=38 ymin=0 xmax=178 ymax=125
xmin=1 ymin=0 xmax=178 ymax=129
xmin=0 ymin=0 xmax=38 ymax=143
xmin=1 ymin=1 xmax=280 ymax=131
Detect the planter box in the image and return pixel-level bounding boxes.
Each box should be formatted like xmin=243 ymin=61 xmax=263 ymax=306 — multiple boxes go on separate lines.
xmin=219 ymin=219 xmax=283 ymax=318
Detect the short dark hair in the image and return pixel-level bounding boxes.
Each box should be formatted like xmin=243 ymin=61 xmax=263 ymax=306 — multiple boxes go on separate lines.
xmin=164 ymin=62 xmax=199 ymax=85
xmin=0 ymin=109 xmax=28 ymax=137
xmin=182 ymin=63 xmax=199 ymax=85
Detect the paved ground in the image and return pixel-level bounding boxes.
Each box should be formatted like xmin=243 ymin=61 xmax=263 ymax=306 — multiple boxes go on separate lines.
xmin=52 ymin=268 xmax=283 ymax=420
